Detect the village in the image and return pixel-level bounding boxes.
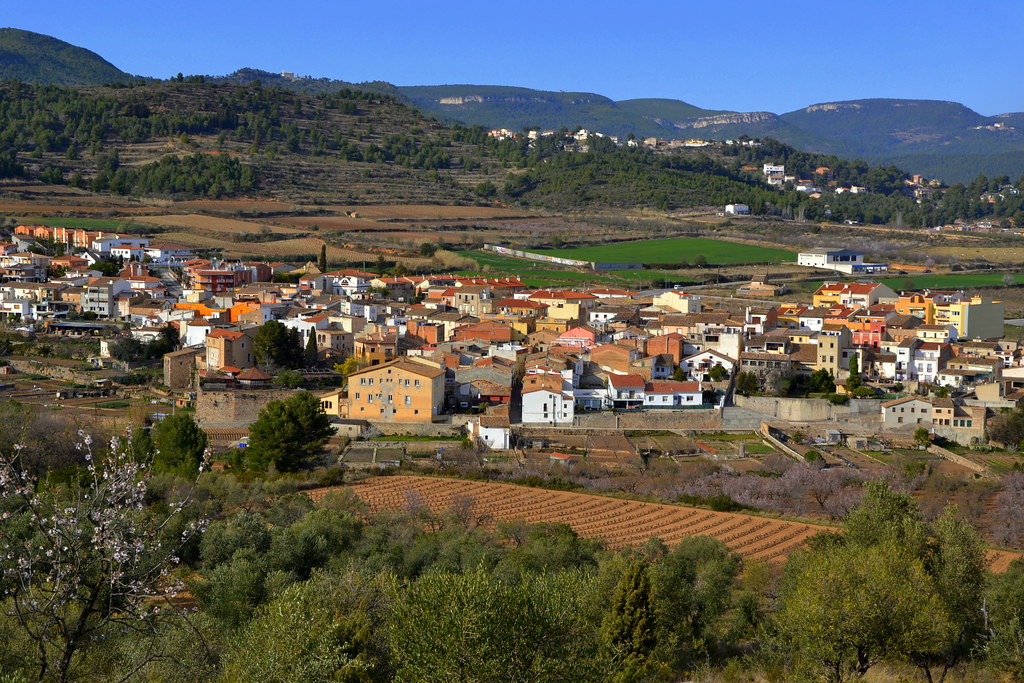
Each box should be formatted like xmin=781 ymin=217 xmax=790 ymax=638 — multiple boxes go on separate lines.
xmin=0 ymin=223 xmax=1020 ymax=477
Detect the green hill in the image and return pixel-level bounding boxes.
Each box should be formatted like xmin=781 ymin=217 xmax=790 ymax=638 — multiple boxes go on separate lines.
xmin=780 ymin=99 xmax=1024 ymax=160
xmin=616 ymin=98 xmax=732 ymax=124
xmin=0 ymin=28 xmax=133 ymax=85
xmin=397 ymin=85 xmax=677 ymax=138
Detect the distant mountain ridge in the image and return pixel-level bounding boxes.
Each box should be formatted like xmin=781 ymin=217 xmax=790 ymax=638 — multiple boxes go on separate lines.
xmin=2 ymin=28 xmax=1023 ymax=183
xmin=0 ymin=28 xmax=133 ymax=85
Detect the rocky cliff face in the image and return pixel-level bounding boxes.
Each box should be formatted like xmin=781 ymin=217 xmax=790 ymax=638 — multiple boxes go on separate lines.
xmin=803 ymin=102 xmax=863 ymax=114
xmin=673 ymin=111 xmax=779 ymax=129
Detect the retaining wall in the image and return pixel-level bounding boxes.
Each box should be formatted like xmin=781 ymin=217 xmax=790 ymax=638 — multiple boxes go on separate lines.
xmin=734 ymin=395 xmax=880 ymax=422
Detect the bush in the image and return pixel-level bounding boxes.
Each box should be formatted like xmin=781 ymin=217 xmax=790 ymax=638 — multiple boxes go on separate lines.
xmin=827 ymin=393 xmax=850 ymax=405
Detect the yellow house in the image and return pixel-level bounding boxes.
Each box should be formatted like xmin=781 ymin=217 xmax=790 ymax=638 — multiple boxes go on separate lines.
xmin=934 ymin=296 xmax=1004 ymax=340
xmin=528 ymin=291 xmax=597 ymax=324
xmin=652 ymin=290 xmax=702 ymax=313
xmin=346 ymin=359 xmax=446 ymax=423
xmin=786 ymin=328 xmax=847 ymax=376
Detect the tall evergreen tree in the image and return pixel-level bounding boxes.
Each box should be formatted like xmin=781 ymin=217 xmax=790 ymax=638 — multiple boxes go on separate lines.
xmin=602 ymin=561 xmax=658 ymax=682
xmin=304 ymin=329 xmax=318 ymax=367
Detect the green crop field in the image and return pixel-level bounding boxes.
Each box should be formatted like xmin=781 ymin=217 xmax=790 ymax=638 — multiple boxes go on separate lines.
xmin=880 ymin=272 xmax=1024 ymax=290
xmin=458 ymin=249 xmax=686 ymax=289
xmin=16 ymin=216 xmax=138 ymax=230
xmin=531 ymin=238 xmax=795 ymax=265
xmin=797 ymin=272 xmax=1024 ymax=295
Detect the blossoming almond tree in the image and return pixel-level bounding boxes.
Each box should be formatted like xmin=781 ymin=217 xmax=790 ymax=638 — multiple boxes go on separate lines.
xmin=0 ymin=430 xmax=207 ymax=682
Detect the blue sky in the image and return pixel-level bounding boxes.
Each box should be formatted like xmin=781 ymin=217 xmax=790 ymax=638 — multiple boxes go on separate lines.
xmin=10 ymin=0 xmax=1023 ymax=115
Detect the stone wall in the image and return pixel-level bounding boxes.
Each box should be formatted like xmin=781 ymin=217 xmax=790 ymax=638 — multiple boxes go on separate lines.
xmin=734 ymin=395 xmax=880 ymax=422
xmin=573 ymin=409 xmax=722 ymax=430
xmin=7 ymin=358 xmax=91 ymax=381
xmin=195 ymin=387 xmax=298 ymax=426
xmin=369 ymin=422 xmax=465 ymax=437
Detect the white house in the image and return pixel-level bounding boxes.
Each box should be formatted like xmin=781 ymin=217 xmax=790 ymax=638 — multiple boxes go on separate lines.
xmin=681 ymin=349 xmax=736 ymax=381
xmin=607 ymin=373 xmax=645 ymax=410
xmin=725 ymin=204 xmax=750 ymax=215
xmin=468 ymin=416 xmax=511 ymax=450
xmin=322 ymin=269 xmax=378 ymax=296
xmin=881 ymin=396 xmax=932 ymax=426
xmin=521 ymin=373 xmax=575 ymax=425
xmin=798 ymin=248 xmax=888 ymax=275
xmin=642 ymin=381 xmax=703 ymax=408
xmin=91 ymin=235 xmax=150 ymax=254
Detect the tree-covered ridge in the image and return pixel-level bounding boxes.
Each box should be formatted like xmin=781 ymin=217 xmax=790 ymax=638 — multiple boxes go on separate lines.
xmin=0 ymin=80 xmax=457 ymax=197
xmin=0 ymin=28 xmax=134 ymax=86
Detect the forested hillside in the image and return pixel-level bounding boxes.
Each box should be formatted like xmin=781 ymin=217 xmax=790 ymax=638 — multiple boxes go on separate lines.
xmin=0 ymin=28 xmax=133 ymax=85
xmin=1 ymin=79 xmax=1022 ymax=225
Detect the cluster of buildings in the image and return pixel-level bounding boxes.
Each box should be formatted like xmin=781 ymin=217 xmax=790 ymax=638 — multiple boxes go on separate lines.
xmin=7 ymin=222 xmax=1023 ymax=448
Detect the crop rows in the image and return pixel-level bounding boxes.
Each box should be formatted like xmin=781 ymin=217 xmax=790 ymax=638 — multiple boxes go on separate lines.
xmin=318 ymin=476 xmax=1022 ymax=570
xmin=315 ymin=476 xmax=829 ymax=563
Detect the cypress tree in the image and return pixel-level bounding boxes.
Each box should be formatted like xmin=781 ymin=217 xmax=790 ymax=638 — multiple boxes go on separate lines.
xmin=602 ymin=561 xmax=658 ymax=681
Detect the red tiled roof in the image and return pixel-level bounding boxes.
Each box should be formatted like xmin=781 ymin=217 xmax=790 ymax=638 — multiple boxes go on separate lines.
xmin=645 ymin=381 xmax=701 ymax=393
xmin=207 ymin=329 xmax=245 ymax=340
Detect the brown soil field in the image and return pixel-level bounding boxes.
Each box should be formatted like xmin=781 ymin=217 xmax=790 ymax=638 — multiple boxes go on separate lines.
xmin=327 ymin=475 xmax=830 ymax=564
xmin=312 ymin=476 xmax=1021 ymax=571
xmin=134 ymin=214 xmax=304 ymax=235
xmin=229 ymin=237 xmax=370 ymax=261
xmin=318 ymin=205 xmax=535 ymax=220
xmin=275 ymin=215 xmax=389 ymax=231
xmin=171 ymin=199 xmax=293 ymax=213
xmin=159 ymin=232 xmax=247 ymax=252
xmin=0 ymin=201 xmax=153 ymax=214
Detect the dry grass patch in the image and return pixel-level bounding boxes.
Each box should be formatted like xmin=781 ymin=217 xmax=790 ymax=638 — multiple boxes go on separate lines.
xmin=171 ymin=199 xmax=293 ymax=213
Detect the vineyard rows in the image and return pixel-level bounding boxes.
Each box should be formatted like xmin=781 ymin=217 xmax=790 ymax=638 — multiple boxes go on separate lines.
xmin=314 ymin=476 xmax=1021 ymax=570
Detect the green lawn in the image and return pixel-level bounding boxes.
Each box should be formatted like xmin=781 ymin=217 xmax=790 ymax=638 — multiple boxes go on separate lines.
xmin=16 ymin=216 xmax=140 ymax=230
xmin=531 ymin=238 xmax=795 ymax=265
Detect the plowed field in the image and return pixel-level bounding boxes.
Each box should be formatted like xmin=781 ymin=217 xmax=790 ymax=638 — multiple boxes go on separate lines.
xmin=312 ymin=476 xmax=1021 ymax=570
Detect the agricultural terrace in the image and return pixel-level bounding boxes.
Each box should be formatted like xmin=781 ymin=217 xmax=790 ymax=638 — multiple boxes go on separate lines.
xmin=532 ymin=237 xmax=796 ymax=265
xmin=321 ymin=476 xmax=1021 ymax=570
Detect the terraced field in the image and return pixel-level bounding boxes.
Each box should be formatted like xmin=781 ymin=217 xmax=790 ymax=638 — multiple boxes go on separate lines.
xmin=313 ymin=476 xmax=1021 ymax=571
xmin=317 ymin=476 xmax=828 ymax=564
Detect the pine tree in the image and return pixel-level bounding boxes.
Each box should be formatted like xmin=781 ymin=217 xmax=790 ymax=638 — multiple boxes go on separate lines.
xmin=318 ymin=243 xmax=327 ymax=272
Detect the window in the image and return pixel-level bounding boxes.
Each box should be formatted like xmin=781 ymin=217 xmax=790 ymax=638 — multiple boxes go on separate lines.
xmin=414 ymin=379 xmax=420 ymax=388
xmin=360 ymin=378 xmax=367 ymax=385
xmin=405 ymin=396 xmax=411 ymax=406
xmin=355 ymin=393 xmax=360 ymax=400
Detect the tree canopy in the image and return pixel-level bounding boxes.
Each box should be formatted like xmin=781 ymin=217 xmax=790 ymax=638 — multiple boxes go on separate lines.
xmin=245 ymin=391 xmax=332 ymax=472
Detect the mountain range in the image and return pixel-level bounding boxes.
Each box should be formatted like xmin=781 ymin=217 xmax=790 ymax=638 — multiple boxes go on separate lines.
xmin=2 ymin=27 xmax=1023 ymax=183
